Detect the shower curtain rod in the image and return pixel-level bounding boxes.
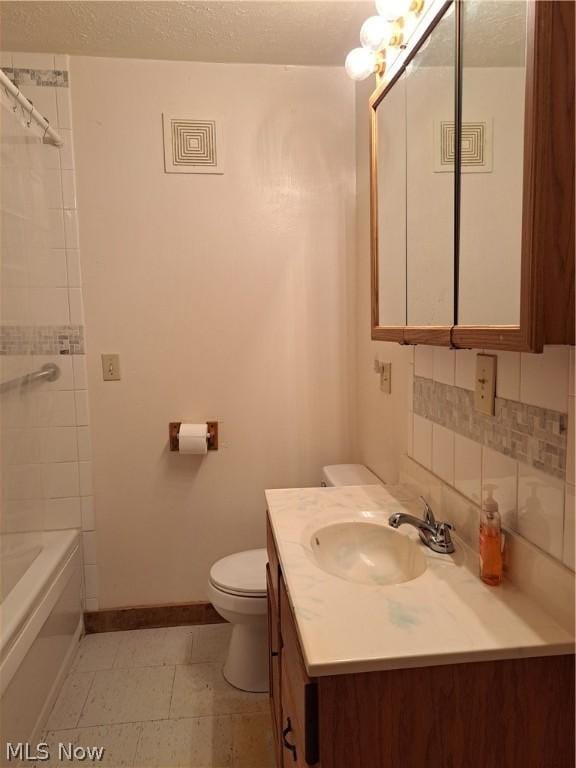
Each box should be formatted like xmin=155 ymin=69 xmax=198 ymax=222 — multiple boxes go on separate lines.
xmin=0 ymin=68 xmax=64 ymax=147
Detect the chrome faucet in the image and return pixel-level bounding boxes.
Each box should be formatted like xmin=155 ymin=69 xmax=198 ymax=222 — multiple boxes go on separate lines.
xmin=388 ymin=497 xmax=455 ymax=554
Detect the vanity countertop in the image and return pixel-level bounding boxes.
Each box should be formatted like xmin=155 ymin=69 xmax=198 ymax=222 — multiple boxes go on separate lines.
xmin=265 ymin=483 xmax=574 ymax=677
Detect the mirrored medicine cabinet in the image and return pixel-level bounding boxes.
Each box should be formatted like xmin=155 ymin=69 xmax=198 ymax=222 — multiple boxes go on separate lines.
xmin=370 ymin=0 xmax=574 ymax=352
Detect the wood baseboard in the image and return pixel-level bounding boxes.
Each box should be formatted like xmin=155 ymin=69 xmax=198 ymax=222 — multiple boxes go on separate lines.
xmin=84 ymin=601 xmax=225 ymax=634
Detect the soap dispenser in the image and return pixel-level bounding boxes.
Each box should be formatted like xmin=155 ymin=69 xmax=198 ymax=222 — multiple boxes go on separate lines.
xmin=479 ymin=487 xmax=503 ymax=586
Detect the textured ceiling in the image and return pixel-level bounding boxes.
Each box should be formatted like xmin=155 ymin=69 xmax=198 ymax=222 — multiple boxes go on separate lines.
xmin=0 ymin=0 xmax=376 ymax=66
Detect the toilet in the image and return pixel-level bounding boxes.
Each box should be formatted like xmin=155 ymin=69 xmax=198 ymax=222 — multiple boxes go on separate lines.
xmin=208 ymin=548 xmax=268 ymax=692
xmin=321 ymin=463 xmax=382 ymax=487
xmin=208 ymin=464 xmax=382 ymax=693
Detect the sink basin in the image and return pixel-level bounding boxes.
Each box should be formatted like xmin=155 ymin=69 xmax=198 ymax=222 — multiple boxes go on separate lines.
xmin=309 ymin=521 xmax=427 ymax=586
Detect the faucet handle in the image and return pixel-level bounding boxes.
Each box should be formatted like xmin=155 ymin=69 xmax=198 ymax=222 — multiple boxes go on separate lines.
xmin=437 ymin=521 xmax=454 ymax=535
xmin=418 ymin=496 xmax=436 ymax=525
xmin=435 ymin=521 xmax=455 ymax=552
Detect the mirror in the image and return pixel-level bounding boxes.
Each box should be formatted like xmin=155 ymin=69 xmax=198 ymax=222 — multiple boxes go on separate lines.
xmin=458 ymin=0 xmax=527 ymax=326
xmin=375 ymin=73 xmax=407 ymax=326
xmin=373 ymin=4 xmax=456 ymax=329
xmin=405 ymin=6 xmax=456 ymax=326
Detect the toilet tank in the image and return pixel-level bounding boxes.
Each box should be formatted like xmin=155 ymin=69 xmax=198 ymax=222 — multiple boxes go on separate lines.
xmin=321 ymin=464 xmax=382 ymax=487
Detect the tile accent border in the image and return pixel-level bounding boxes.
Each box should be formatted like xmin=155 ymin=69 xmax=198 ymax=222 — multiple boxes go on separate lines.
xmin=0 ymin=324 xmax=85 ymax=355
xmin=3 ymin=67 xmax=69 ymax=88
xmin=414 ymin=375 xmax=567 ymax=479
xmin=84 ymin=601 xmax=226 ymax=634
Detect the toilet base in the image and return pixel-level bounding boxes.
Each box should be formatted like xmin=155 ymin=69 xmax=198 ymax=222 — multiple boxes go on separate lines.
xmin=223 ymin=622 xmax=269 ymax=693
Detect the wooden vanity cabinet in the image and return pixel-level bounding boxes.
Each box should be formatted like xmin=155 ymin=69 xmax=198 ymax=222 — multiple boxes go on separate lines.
xmin=267 ymin=514 xmax=319 ymax=767
xmin=279 ymin=579 xmax=319 ymax=767
xmin=266 ymin=515 xmax=575 ymax=768
xmin=266 ymin=565 xmax=282 ymax=766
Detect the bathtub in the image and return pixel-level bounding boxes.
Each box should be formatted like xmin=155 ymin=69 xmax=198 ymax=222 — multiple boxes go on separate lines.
xmin=0 ymin=532 xmax=43 ymax=602
xmin=0 ymin=529 xmax=82 ymax=757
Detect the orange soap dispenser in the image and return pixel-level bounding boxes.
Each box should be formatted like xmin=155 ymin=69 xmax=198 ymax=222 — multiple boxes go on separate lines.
xmin=479 ymin=487 xmax=503 ymax=586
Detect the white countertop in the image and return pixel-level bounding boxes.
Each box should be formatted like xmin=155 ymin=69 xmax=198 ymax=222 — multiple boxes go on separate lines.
xmin=266 ymin=484 xmax=575 ymax=676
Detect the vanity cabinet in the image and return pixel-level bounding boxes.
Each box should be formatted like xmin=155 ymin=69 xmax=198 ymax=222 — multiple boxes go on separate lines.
xmin=266 ymin=566 xmax=282 ymax=766
xmin=370 ymin=0 xmax=574 ymax=351
xmin=267 ymin=516 xmax=319 ymax=767
xmin=266 ymin=515 xmax=574 ymax=768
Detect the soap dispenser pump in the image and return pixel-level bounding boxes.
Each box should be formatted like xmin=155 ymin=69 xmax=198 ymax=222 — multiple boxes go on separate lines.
xmin=479 ymin=487 xmax=503 ymax=586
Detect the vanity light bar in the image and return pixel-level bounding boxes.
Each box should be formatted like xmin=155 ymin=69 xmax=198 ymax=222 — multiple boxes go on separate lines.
xmin=345 ymin=0 xmax=446 ymax=83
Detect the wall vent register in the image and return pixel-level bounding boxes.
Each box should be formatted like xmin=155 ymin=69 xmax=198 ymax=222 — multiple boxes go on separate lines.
xmin=162 ymin=115 xmax=224 ymax=175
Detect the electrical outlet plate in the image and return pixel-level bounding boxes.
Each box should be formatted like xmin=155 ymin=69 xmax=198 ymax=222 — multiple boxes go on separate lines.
xmin=475 ymin=354 xmax=496 ymax=415
xmin=101 ymin=354 xmax=121 ymax=381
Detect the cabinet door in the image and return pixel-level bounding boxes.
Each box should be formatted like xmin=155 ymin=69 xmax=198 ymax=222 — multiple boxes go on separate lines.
xmin=267 ymin=565 xmax=282 ymax=767
xmin=279 ymin=580 xmax=319 ymax=767
xmin=370 ymin=2 xmax=457 ymax=345
xmin=405 ymin=6 xmax=456 ymax=330
xmin=457 ymin=0 xmax=527 ymax=327
xmin=374 ymin=67 xmax=407 ymax=329
xmin=452 ymin=0 xmax=574 ymax=350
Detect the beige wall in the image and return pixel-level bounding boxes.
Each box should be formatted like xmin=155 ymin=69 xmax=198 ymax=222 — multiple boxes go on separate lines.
xmin=353 ymin=79 xmax=412 ymax=483
xmin=71 ymin=57 xmax=356 ymax=608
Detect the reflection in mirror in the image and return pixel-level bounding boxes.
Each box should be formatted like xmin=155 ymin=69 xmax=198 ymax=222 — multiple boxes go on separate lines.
xmin=405 ymin=6 xmax=456 ymax=326
xmin=458 ymin=1 xmax=527 ymax=325
xmin=376 ymin=74 xmax=407 ymax=327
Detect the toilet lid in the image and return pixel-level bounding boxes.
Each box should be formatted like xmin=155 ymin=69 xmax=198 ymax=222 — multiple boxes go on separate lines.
xmin=210 ymin=548 xmax=268 ymax=597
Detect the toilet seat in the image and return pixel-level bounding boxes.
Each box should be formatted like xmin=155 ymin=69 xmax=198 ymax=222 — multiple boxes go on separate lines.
xmin=209 ymin=548 xmax=267 ymax=598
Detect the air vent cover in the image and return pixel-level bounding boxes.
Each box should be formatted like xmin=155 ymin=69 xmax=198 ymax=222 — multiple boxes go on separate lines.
xmin=162 ymin=115 xmax=224 ymax=174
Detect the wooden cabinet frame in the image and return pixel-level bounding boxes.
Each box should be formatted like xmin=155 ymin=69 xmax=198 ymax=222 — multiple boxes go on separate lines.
xmin=370 ymin=0 xmax=575 ymax=352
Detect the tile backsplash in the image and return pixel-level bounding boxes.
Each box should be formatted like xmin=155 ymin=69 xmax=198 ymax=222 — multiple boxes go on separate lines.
xmin=414 ymin=376 xmax=567 ymax=478
xmin=1 ymin=52 xmax=98 ymax=609
xmin=0 ymin=324 xmax=85 ymax=355
xmin=408 ymin=346 xmax=575 ymax=570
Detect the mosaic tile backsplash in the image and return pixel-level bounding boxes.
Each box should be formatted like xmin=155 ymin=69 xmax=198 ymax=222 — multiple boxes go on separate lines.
xmin=0 ymin=324 xmax=85 ymax=355
xmin=414 ymin=375 xmax=567 ymax=480
xmin=3 ymin=67 xmax=69 ymax=88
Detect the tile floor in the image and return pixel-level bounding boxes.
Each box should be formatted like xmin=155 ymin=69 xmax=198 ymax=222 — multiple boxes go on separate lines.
xmin=38 ymin=624 xmax=274 ymax=767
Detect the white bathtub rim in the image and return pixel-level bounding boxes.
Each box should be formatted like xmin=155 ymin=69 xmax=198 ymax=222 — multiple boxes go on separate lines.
xmin=0 ymin=530 xmax=81 ymax=696
xmin=0 ymin=529 xmax=79 ymax=659
xmin=1 ymin=532 xmax=43 ymax=602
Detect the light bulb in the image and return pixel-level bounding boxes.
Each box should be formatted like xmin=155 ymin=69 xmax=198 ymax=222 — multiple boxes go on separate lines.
xmin=360 ymin=16 xmax=394 ymax=52
xmin=375 ymin=0 xmax=408 ymax=21
xmin=345 ymin=47 xmax=378 ymax=81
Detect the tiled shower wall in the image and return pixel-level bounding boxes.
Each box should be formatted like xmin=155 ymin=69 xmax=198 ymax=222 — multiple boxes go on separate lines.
xmin=1 ymin=51 xmax=98 ymax=608
xmin=407 ymin=345 xmax=575 ymax=571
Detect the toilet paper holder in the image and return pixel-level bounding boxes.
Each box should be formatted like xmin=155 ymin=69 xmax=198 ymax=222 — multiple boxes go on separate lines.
xmin=169 ymin=421 xmax=218 ymax=452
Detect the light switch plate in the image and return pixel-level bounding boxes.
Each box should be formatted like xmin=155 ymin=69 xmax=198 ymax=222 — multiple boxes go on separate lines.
xmin=101 ymin=354 xmax=121 ymax=381
xmin=380 ymin=362 xmax=392 ymax=394
xmin=475 ymin=354 xmax=496 ymax=415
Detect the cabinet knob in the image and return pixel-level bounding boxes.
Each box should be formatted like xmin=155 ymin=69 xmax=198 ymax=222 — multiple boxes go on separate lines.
xmin=282 ymin=717 xmax=298 ymax=762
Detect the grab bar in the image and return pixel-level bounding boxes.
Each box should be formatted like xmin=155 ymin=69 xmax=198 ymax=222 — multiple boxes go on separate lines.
xmin=0 ymin=363 xmax=60 ymax=394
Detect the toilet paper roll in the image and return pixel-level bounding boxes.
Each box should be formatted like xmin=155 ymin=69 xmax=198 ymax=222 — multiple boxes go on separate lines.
xmin=178 ymin=423 xmax=208 ymax=455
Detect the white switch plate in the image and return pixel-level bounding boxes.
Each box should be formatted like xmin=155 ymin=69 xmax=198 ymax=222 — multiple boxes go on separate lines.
xmin=475 ymin=354 xmax=496 ymax=415
xmin=101 ymin=354 xmax=121 ymax=381
xmin=380 ymin=362 xmax=392 ymax=394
